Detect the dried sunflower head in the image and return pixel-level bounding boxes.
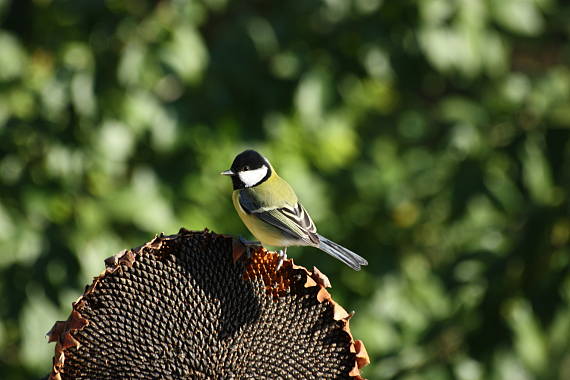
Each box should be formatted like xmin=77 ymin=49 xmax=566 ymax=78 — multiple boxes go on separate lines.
xmin=47 ymin=229 xmax=369 ymax=379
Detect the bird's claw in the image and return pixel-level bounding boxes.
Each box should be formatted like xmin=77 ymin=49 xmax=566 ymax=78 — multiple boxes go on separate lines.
xmin=276 ymin=248 xmax=288 ymax=271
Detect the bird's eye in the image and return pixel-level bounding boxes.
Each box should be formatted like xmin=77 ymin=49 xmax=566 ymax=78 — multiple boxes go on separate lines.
xmin=243 ymin=165 xmax=250 ymax=171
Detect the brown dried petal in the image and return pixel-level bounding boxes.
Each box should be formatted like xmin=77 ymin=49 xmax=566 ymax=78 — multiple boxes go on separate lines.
xmin=312 ymin=266 xmax=332 ymax=288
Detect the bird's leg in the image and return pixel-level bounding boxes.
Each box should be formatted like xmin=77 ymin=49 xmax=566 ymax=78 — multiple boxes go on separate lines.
xmin=276 ymin=247 xmax=288 ymax=271
xmin=239 ymin=236 xmax=261 ymax=258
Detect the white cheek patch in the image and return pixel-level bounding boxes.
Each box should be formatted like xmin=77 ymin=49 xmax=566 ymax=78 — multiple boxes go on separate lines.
xmin=238 ymin=166 xmax=268 ymax=187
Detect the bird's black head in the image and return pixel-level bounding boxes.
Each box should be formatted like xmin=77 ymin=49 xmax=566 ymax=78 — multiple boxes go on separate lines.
xmin=221 ymin=149 xmax=272 ymax=190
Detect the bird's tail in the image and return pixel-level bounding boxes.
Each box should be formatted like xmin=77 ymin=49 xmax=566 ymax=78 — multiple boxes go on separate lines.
xmin=317 ymin=234 xmax=368 ymax=271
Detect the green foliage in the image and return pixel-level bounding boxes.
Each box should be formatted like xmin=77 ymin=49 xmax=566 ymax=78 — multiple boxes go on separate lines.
xmin=1 ymin=0 xmax=569 ymax=378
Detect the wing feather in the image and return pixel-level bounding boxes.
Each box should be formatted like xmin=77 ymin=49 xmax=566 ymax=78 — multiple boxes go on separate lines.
xmin=238 ymin=190 xmax=319 ymax=246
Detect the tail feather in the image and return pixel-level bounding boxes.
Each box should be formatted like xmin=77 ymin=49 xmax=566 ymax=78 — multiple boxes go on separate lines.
xmin=316 ymin=234 xmax=368 ymax=271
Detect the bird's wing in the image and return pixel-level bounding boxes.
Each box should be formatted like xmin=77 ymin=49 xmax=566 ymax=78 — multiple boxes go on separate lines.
xmin=238 ymin=190 xmax=320 ymax=246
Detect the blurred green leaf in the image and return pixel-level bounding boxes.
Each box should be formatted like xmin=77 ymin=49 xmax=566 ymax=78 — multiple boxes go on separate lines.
xmin=492 ymin=0 xmax=544 ymax=36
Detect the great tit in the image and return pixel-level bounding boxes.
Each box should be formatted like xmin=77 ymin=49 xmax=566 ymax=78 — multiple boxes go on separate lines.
xmin=221 ymin=149 xmax=368 ymax=270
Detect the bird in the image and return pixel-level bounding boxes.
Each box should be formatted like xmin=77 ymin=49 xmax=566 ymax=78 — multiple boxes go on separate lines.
xmin=221 ymin=149 xmax=368 ymax=270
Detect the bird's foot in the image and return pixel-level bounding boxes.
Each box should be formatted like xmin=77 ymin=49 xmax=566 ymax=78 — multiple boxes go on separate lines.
xmin=239 ymin=236 xmax=261 ymax=258
xmin=276 ymin=248 xmax=288 ymax=271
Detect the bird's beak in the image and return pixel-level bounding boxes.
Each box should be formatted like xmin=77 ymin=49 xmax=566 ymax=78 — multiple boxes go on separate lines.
xmin=220 ymin=169 xmax=235 ymax=176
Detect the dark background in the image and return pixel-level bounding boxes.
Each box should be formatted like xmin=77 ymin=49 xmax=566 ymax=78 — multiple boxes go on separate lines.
xmin=1 ymin=0 xmax=569 ymax=378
